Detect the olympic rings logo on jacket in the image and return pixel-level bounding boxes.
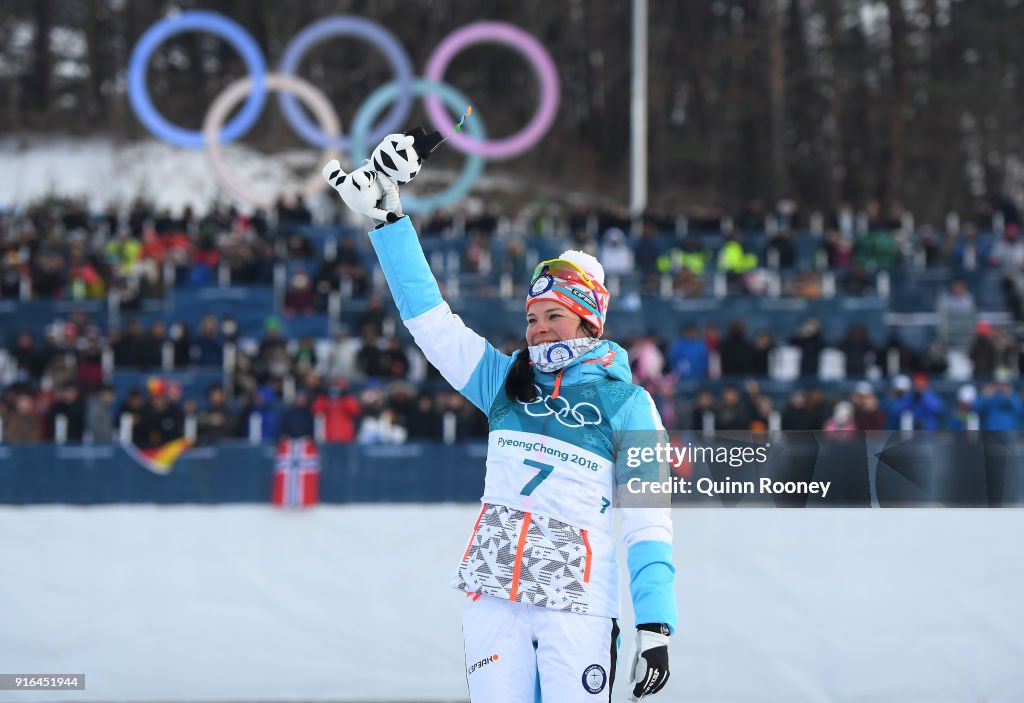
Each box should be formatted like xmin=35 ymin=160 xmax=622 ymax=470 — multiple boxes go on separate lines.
xmin=128 ymin=11 xmax=560 ymax=210
xmin=519 ymin=385 xmax=603 ymax=428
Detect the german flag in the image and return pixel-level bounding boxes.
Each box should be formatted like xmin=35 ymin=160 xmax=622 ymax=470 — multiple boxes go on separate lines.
xmin=126 ymin=438 xmax=193 ymax=475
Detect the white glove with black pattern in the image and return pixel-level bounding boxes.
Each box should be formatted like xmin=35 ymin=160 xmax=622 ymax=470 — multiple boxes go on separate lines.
xmin=627 ymin=624 xmax=670 ymax=701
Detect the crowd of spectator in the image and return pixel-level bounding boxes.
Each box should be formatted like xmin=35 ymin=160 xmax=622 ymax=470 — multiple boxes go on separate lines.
xmin=4 ymin=195 xmax=1024 ymax=304
xmin=3 ymin=195 xmax=1024 ymax=445
xmin=4 ymin=298 xmax=1024 ymax=446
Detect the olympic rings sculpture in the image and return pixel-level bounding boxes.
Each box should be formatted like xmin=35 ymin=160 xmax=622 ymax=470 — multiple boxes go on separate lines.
xmin=128 ymin=11 xmax=560 ymax=211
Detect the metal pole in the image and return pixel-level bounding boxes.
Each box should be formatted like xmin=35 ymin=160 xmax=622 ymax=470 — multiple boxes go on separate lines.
xmin=630 ymin=0 xmax=648 ymax=219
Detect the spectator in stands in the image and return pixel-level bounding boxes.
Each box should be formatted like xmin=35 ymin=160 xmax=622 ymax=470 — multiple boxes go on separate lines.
xmin=9 ymin=330 xmax=45 ymax=380
xmin=668 ymin=323 xmax=709 ymax=380
xmin=765 ymin=228 xmax=796 ymax=269
xmin=946 ymin=384 xmax=977 ymax=430
xmin=823 ymin=401 xmax=856 ymax=437
xmin=356 ymin=324 xmax=388 ymax=379
xmin=359 ymin=295 xmax=391 ymax=337
xmin=86 ymin=384 xmax=117 ymax=442
xmin=116 ymin=387 xmax=146 ymax=444
xmin=950 ymin=223 xmax=990 ymax=268
xmin=599 ymin=228 xmax=634 ymax=276
xmin=245 ymin=386 xmax=281 ymax=442
xmin=840 ymin=263 xmax=874 ymax=296
xmin=897 ymin=373 xmax=946 ymax=430
xmin=170 ymin=322 xmax=192 ymax=369
xmin=136 ymin=381 xmax=184 ymax=447
xmin=657 ymin=236 xmax=708 ymax=296
xmin=138 ymin=320 xmax=166 ymax=369
xmin=197 ymin=384 xmax=238 ymax=444
xmin=3 ymin=392 xmax=42 ymax=443
xmin=737 ymin=198 xmax=767 ymax=231
xmin=337 ymin=237 xmax=370 ymax=296
xmin=650 ymin=374 xmax=682 ymax=430
xmin=31 ymin=247 xmax=67 ymax=297
xmin=442 ymin=390 xmax=489 ymax=440
xmin=778 ymin=386 xmax=811 ymax=431
xmin=258 ymin=316 xmax=291 ymax=379
xmin=113 ymin=318 xmax=145 ymax=368
xmin=852 ymin=383 xmax=886 ymax=431
xmin=324 ymin=326 xmax=360 ymax=380
xmin=356 ymin=386 xmax=407 ymax=444
xmin=789 ymin=271 xmax=823 ymax=299
xmin=284 ymin=269 xmax=315 ymax=314
xmin=880 ymin=331 xmax=919 ymax=377
xmin=105 ymin=228 xmax=142 ymax=276
xmin=990 ymin=325 xmax=1017 ymax=370
xmin=312 ymin=377 xmax=361 ymax=443
xmin=381 ymin=337 xmax=410 ymax=380
xmin=715 ymin=385 xmax=748 ymax=431
xmin=885 ymin=374 xmax=912 ymax=429
xmin=461 ymin=234 xmax=488 ymax=273
xmin=805 ymin=387 xmax=831 ymax=429
xmin=918 ymin=341 xmax=950 ymax=376
xmin=937 ymin=279 xmax=976 ymax=350
xmin=629 ymin=333 xmax=665 ymax=388
xmin=500 ymin=239 xmax=528 ymax=282
xmin=193 ymin=315 xmax=223 ymax=367
xmin=719 ymin=319 xmax=754 ymax=376
xmin=406 ymin=392 xmax=443 ymax=440
xmin=717 ymin=234 xmax=758 ymax=294
xmin=386 ymin=383 xmax=418 ymax=429
xmin=276 ymin=195 xmax=312 ymax=225
xmin=40 ymin=335 xmax=74 ymax=390
xmin=690 ymin=389 xmax=716 ymax=431
xmin=292 ymin=337 xmax=318 ymax=376
xmin=789 ymin=317 xmax=826 ymax=378
xmin=969 ymin=321 xmax=997 ymax=377
xmin=749 ymin=394 xmax=774 ymax=432
xmin=358 ymin=405 xmax=408 ymax=444
xmin=280 ymin=391 xmax=315 ymax=439
xmin=284 ymin=233 xmax=314 ymax=261
xmin=821 ymin=229 xmax=853 ymax=269
xmin=837 ymin=323 xmax=876 ymax=377
xmin=989 ymin=223 xmax=1024 ymax=269
xmin=1 ymin=250 xmax=24 ymax=298
xmin=75 ymin=331 xmax=105 ymax=393
xmin=221 ymin=315 xmax=239 ymax=344
xmin=67 ymin=255 xmax=106 ymax=300
xmin=704 ymin=322 xmax=720 ymax=354
xmin=634 ymin=229 xmax=661 ymax=290
xmin=974 ymin=369 xmax=1022 ymax=431
xmin=855 ymin=226 xmax=898 ymax=269
xmin=750 ymin=331 xmax=776 ymax=377
xmin=47 ymin=382 xmax=85 ymax=441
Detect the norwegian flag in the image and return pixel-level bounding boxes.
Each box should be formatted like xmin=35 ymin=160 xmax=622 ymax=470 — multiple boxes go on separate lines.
xmin=272 ymin=437 xmax=320 ymax=508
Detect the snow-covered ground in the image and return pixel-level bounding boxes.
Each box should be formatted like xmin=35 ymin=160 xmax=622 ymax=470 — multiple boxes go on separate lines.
xmin=0 ymin=135 xmax=511 ymax=216
xmin=1 ymin=505 xmax=1022 ymax=703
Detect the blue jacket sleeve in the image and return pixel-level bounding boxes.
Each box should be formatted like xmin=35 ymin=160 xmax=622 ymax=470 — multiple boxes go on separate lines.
xmin=367 ymin=218 xmax=514 ymax=413
xmin=614 ymin=387 xmax=679 ymax=634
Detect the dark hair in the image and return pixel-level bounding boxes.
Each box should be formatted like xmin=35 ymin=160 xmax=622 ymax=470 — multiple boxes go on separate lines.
xmin=504 ymin=320 xmax=599 ymax=403
xmin=505 ymin=347 xmax=537 ymax=403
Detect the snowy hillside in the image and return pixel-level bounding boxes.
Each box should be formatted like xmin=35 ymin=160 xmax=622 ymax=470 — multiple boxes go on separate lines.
xmin=0 ymin=135 xmax=510 ymax=216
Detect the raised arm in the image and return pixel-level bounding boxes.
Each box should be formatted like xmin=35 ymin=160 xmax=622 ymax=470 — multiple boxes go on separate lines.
xmin=367 ymin=217 xmax=514 ymax=413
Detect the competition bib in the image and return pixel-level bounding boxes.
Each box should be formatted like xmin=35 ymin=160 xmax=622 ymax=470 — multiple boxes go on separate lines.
xmin=483 ymin=429 xmax=615 ymax=529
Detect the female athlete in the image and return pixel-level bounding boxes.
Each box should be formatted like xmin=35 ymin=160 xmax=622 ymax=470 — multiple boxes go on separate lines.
xmin=327 ymin=170 xmax=677 ymax=703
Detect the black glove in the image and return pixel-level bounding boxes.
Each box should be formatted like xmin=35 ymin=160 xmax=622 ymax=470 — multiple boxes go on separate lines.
xmin=628 ymin=623 xmax=670 ymax=700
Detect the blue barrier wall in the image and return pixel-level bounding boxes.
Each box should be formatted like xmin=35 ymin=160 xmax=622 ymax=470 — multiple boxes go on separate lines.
xmin=0 ymin=441 xmax=487 ymax=504
xmin=1 ymin=434 xmax=1021 ymax=505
